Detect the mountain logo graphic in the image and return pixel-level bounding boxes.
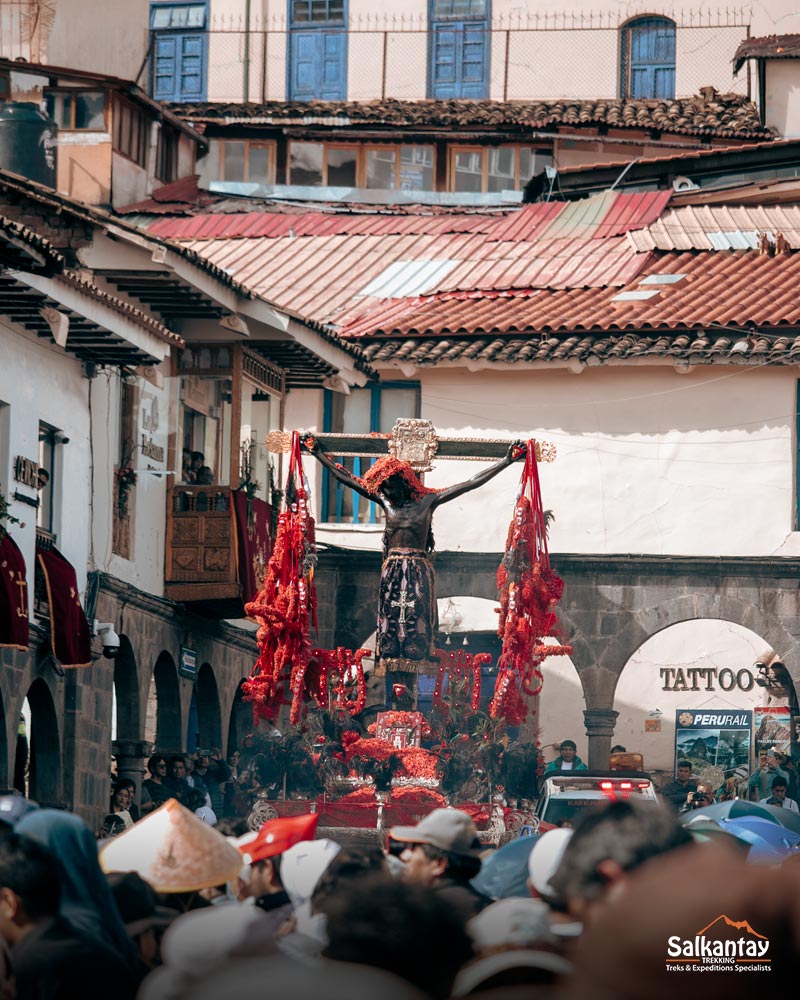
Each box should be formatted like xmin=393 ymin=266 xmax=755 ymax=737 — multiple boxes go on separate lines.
xmin=666 ymin=914 xmax=771 ymax=967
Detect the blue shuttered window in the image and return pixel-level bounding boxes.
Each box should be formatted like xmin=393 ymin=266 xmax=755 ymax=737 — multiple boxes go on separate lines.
xmin=621 ymin=17 xmax=676 ymax=100
xmin=321 ymin=383 xmax=420 ymax=524
xmin=429 ymin=0 xmax=489 ymax=99
xmin=289 ymin=0 xmax=348 ymax=101
xmin=150 ymin=2 xmax=208 ymax=103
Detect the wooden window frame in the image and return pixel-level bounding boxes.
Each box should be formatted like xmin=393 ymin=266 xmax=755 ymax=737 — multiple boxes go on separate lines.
xmin=448 ymin=144 xmax=540 ymax=192
xmin=156 ymin=124 xmax=180 ymax=182
xmin=219 ymin=139 xmax=277 ymax=184
xmin=44 ymin=87 xmax=107 ymax=132
xmin=620 ymin=15 xmax=676 ymax=101
xmin=113 ymin=95 xmax=149 ymax=168
xmin=288 ymin=141 xmax=437 ymax=190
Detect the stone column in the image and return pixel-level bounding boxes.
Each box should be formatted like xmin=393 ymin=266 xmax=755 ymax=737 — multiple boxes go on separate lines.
xmin=583 ymin=708 xmax=619 ymax=769
xmin=112 ymin=739 xmax=152 ymax=808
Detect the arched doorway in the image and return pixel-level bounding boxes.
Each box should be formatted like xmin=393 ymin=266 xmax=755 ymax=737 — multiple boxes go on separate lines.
xmin=195 ymin=663 xmax=222 ymax=754
xmin=227 ymin=680 xmax=250 ymax=758
xmin=112 ymin=635 xmax=140 ymax=742
xmin=19 ymin=679 xmax=60 ymax=804
xmin=149 ymin=652 xmax=182 ymax=753
xmin=614 ymin=619 xmax=783 ymax=785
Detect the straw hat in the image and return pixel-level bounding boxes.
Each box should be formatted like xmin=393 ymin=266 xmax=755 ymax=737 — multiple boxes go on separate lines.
xmin=99 ymin=798 xmax=243 ymax=893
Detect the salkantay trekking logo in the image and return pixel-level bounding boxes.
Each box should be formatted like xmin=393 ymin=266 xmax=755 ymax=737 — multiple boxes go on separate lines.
xmin=666 ymin=915 xmax=771 ymax=973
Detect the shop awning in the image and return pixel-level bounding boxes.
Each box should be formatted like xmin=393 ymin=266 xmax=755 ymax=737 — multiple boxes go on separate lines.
xmin=0 ymin=532 xmax=28 ymax=651
xmin=35 ymin=543 xmax=91 ymax=668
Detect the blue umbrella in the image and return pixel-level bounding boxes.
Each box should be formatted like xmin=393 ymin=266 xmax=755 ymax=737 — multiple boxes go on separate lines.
xmin=716 ymin=815 xmax=800 ymax=864
xmin=470 ymin=834 xmax=539 ymax=900
xmin=680 ymin=799 xmax=800 ymax=834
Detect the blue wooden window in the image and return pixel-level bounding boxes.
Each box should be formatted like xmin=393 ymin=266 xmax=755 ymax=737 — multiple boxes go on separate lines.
xmin=621 ymin=16 xmax=676 ymax=100
xmin=429 ymin=0 xmax=489 ymax=99
xmin=150 ymin=2 xmax=208 ymax=103
xmin=321 ymin=382 xmax=420 ymax=524
xmin=289 ymin=0 xmax=347 ymax=101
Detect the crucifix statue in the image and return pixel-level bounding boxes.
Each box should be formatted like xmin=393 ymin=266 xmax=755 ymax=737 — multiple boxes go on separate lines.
xmin=286 ymin=420 xmax=554 ymax=709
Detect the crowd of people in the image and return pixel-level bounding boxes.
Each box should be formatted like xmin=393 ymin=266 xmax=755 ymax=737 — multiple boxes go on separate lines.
xmin=0 ymin=761 xmax=796 ymax=997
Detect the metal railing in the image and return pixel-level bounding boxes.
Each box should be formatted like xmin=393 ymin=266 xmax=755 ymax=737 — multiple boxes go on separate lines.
xmin=162 ymin=8 xmax=751 ymax=105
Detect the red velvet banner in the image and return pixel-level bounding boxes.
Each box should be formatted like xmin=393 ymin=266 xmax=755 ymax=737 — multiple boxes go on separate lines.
xmin=232 ymin=491 xmax=272 ymax=606
xmin=0 ymin=532 xmax=29 ymax=650
xmin=262 ymin=799 xmax=497 ymax=829
xmin=36 ymin=544 xmax=91 ymax=668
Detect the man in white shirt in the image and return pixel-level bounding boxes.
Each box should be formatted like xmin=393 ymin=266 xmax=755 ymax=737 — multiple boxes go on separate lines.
xmin=759 ymin=775 xmax=800 ymax=812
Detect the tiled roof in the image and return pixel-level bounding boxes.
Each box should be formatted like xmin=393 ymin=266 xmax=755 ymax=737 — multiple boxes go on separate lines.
xmin=0 ymin=215 xmax=64 ymax=272
xmin=734 ymin=34 xmax=800 ymax=72
xmin=171 ymin=93 xmax=774 ymax=139
xmin=627 ymin=205 xmax=800 ymax=251
xmin=342 ymin=251 xmax=800 ymax=362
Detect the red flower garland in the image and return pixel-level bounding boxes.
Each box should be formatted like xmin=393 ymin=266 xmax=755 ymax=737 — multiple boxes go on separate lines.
xmin=309 ymin=647 xmax=371 ymax=716
xmin=490 ymin=440 xmax=572 ymax=725
xmin=243 ymin=432 xmax=317 ymax=724
xmin=433 ymin=648 xmax=490 ymax=715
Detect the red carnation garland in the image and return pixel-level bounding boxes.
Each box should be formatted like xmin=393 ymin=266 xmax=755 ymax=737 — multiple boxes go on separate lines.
xmin=433 ymin=648 xmax=490 ymax=716
xmin=243 ymin=431 xmax=317 ymax=724
xmin=310 ymin=646 xmax=372 ymax=716
xmin=490 ymin=440 xmax=571 ymax=726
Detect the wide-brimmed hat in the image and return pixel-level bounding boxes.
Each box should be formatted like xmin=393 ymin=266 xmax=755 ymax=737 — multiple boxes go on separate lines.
xmin=106 ymin=871 xmax=178 ymax=936
xmin=389 ymin=808 xmax=482 ymax=858
xmin=238 ymin=813 xmax=319 ymax=864
xmin=99 ymin=798 xmax=243 ymax=892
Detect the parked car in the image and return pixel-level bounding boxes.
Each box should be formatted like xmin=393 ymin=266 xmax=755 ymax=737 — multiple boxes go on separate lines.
xmin=535 ymin=770 xmax=658 ymax=828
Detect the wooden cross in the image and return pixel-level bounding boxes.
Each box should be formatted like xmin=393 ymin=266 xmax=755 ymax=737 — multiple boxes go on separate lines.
xmin=266 ymin=419 xmax=555 ymax=471
xmin=391 ymin=589 xmax=416 ymax=625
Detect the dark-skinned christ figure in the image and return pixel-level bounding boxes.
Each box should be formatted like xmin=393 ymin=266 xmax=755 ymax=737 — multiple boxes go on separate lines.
xmin=302 ymin=436 xmax=524 ymax=665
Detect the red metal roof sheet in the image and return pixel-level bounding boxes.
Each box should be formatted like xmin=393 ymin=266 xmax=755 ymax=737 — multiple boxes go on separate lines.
xmin=341 ymin=250 xmax=800 ymax=343
xmin=149 ymin=211 xmax=499 ymax=240
xmin=178 ymin=230 xmax=644 ymax=325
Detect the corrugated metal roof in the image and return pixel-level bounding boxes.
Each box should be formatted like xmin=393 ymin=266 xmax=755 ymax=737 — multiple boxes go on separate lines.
xmin=149 ymin=211 xmax=497 ymax=240
xmin=179 ymin=231 xmax=645 ymax=326
xmin=627 ymin=205 xmax=800 ymax=251
xmin=342 ymin=250 xmax=800 ymax=345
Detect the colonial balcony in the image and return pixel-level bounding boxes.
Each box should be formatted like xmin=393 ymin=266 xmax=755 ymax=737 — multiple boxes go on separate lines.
xmin=164 ymin=484 xmax=238 ymax=606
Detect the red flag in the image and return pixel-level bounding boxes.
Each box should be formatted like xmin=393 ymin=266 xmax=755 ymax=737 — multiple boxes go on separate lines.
xmin=36 ymin=544 xmax=91 ymax=668
xmin=0 ymin=532 xmax=29 ymax=650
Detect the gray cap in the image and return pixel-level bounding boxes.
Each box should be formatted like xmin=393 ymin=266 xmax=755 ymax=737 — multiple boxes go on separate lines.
xmin=389 ymin=808 xmax=482 ymax=857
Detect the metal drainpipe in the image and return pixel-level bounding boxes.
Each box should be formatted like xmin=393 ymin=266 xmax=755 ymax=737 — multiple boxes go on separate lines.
xmin=243 ymin=0 xmax=252 ymax=103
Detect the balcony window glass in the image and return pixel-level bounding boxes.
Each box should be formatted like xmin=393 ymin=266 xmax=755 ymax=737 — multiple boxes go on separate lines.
xmin=150 ymin=4 xmax=207 ymax=28
xmin=222 ymin=141 xmax=245 ymax=182
xmin=454 ymin=149 xmax=483 ymax=192
xmin=399 ymin=145 xmax=434 ymax=191
xmin=289 ymin=142 xmax=324 ymax=185
xmin=366 ymin=148 xmax=396 ymax=189
xmin=486 ymin=146 xmax=515 ymax=192
xmin=46 ymin=90 xmax=105 ymax=130
xmin=327 ymin=146 xmax=357 ymax=186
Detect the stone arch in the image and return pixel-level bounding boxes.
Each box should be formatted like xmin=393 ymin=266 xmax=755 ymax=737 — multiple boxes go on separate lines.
xmin=151 ymin=651 xmax=182 ymax=753
xmin=613 ymin=618 xmax=776 ymax=778
xmin=0 ymin=688 xmax=7 ymax=789
xmin=113 ymin=635 xmax=140 ymax=741
xmin=195 ymin=663 xmax=222 ymax=753
xmin=23 ymin=678 xmax=60 ymax=805
xmin=226 ymin=680 xmax=250 ymax=759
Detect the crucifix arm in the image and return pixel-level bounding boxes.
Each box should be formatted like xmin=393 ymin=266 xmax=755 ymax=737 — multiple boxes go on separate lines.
xmin=431 ymin=441 xmax=525 ymax=507
xmin=301 ymin=435 xmax=378 ymax=503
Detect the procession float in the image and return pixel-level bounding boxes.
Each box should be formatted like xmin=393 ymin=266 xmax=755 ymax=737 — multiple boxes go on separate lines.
xmin=237 ymin=421 xmax=572 ymax=844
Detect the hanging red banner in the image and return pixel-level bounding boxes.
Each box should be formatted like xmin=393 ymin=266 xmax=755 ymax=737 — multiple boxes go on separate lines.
xmin=0 ymin=532 xmax=29 ymax=651
xmin=36 ymin=544 xmax=91 ymax=668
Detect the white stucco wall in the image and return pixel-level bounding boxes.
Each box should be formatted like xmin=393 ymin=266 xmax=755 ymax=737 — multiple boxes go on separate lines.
xmin=764 ymin=61 xmax=800 ymax=139
xmin=44 ymin=0 xmax=151 ymax=81
xmin=0 ymin=321 xmax=91 ymax=609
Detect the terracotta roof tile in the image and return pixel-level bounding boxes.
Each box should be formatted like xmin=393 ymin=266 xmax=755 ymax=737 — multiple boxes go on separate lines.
xmin=734 ymin=34 xmax=800 ymax=72
xmin=342 ymin=251 xmax=800 ymax=368
xmin=170 ymin=93 xmax=773 ymax=140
